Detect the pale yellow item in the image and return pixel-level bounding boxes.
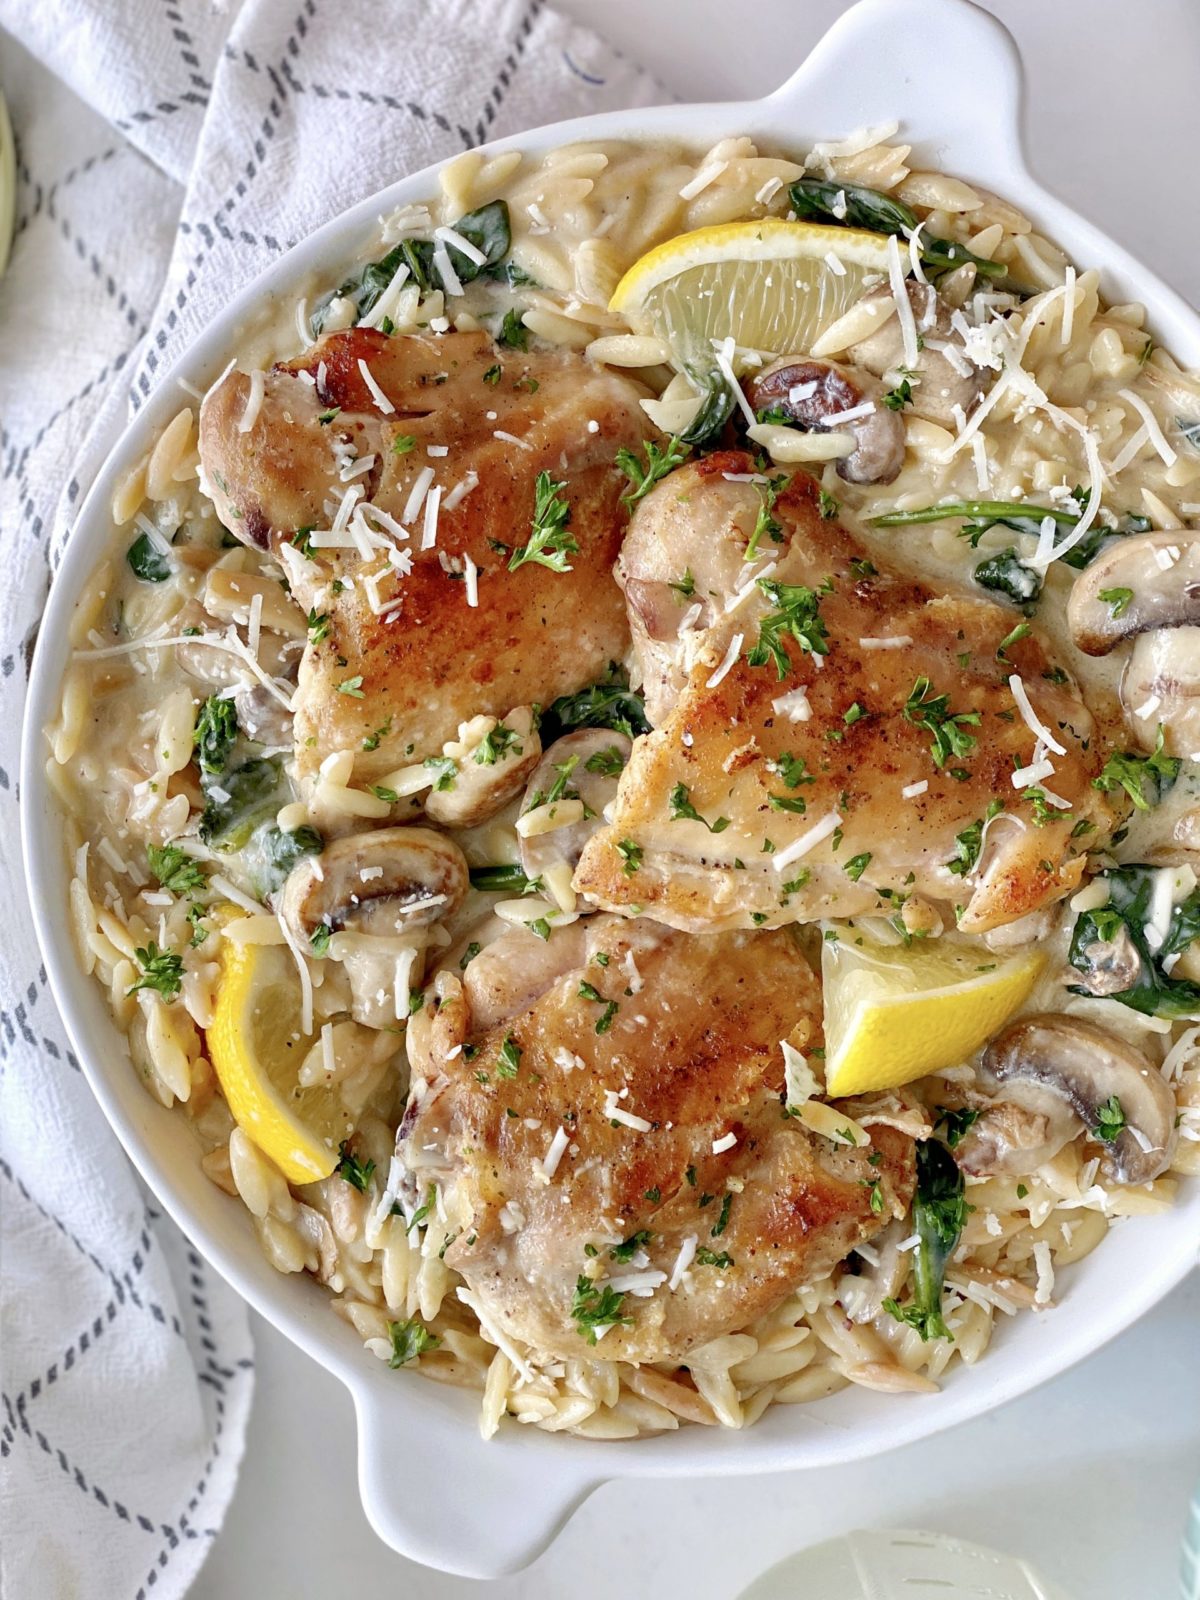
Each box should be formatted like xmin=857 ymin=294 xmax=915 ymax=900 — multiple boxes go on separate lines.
xmin=821 ymin=935 xmax=1043 ymax=1096
xmin=208 ymin=933 xmax=350 ymax=1182
xmin=608 ymin=218 xmax=891 ymax=372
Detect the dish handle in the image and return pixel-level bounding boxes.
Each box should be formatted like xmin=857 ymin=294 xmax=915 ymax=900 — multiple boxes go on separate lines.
xmin=761 ymin=0 xmax=1025 ymax=183
xmin=352 ymin=1382 xmax=603 ymax=1577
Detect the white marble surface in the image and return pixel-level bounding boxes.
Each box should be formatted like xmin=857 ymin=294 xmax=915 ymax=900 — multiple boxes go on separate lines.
xmin=193 ymin=3 xmax=1200 ymax=1594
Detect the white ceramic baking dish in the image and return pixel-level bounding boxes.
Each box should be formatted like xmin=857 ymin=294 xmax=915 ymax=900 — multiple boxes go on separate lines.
xmin=21 ymin=0 xmax=1200 ymax=1577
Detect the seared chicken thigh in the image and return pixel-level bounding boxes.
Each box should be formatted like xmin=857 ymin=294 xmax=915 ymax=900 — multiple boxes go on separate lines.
xmin=574 ymin=453 xmax=1116 ymax=934
xmin=401 ymin=916 xmax=914 ymax=1365
xmin=199 ymin=328 xmax=652 ymax=783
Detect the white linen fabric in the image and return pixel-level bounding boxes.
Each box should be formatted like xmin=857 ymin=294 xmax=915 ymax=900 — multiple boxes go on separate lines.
xmin=0 ymin=5 xmax=663 ymax=1596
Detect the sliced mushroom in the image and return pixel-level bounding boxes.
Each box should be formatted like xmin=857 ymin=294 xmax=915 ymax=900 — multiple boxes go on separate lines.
xmin=981 ymin=1013 xmax=1178 ymax=1184
xmin=744 ymin=358 xmax=905 ymax=485
xmin=424 ymin=707 xmax=542 ymax=828
xmin=232 ymin=682 xmax=294 ymax=748
xmin=278 ymin=825 xmax=469 ymax=942
xmin=955 ymin=1093 xmax=1080 ymax=1178
xmin=1068 ymin=529 xmax=1200 ymax=655
xmin=844 ymin=282 xmax=987 ymax=427
xmin=518 ymin=730 xmax=632 ymax=884
xmin=1122 ymin=626 xmax=1200 ymax=757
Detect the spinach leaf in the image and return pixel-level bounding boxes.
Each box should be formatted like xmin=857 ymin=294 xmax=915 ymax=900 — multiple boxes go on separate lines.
xmin=787 ymin=178 xmax=1004 ymax=279
xmin=198 ymin=758 xmax=281 ymax=850
xmin=883 ymin=1139 xmax=969 ymax=1341
xmin=245 ymin=824 xmax=324 ymax=897
xmin=468 ymin=864 xmax=544 ymax=895
xmin=126 ymin=531 xmax=171 ymax=583
xmin=871 ymin=497 xmax=1150 ymax=571
xmin=538 ymin=667 xmax=650 ymax=745
xmin=310 ymin=201 xmax=512 ymax=334
xmin=973 ymin=548 xmax=1042 ymax=607
xmin=679 ymin=369 xmax=738 ymax=445
xmin=1068 ymin=864 xmax=1200 ymax=1018
xmin=193 ymin=695 xmax=239 ymax=777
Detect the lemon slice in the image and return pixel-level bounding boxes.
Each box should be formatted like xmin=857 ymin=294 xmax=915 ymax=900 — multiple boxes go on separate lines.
xmin=209 ymin=935 xmax=350 ymax=1183
xmin=821 ymin=936 xmax=1043 ymax=1098
xmin=609 ymin=218 xmax=891 ymax=372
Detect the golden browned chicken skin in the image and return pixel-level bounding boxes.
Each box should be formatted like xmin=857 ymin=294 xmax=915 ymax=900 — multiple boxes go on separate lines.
xmin=400 ymin=915 xmax=914 ymax=1365
xmin=574 ymin=452 xmax=1117 ymax=935
xmin=198 ymin=327 xmax=654 ymax=781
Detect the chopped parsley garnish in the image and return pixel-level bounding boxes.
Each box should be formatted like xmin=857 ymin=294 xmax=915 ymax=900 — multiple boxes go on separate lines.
xmin=310 ymin=924 xmax=332 ymax=956
xmin=1100 ymin=726 xmax=1184 ymax=812
xmin=482 ymin=364 xmax=502 ymax=386
xmin=768 ymin=793 xmax=808 ymax=814
xmin=498 ymin=308 xmax=528 ymax=349
xmin=508 ymin=471 xmax=576 ymax=572
xmin=496 ymin=1034 xmax=522 ymax=1078
xmin=387 ymin=1317 xmax=440 ymax=1367
xmin=369 ymin=784 xmax=398 ymax=804
xmin=902 ymin=675 xmax=981 ymax=768
xmin=945 ymin=799 xmax=1002 ymax=878
xmin=459 ymin=942 xmax=482 ymax=970
xmin=818 ymin=489 xmax=840 ymax=521
xmin=423 ymin=755 xmax=458 ymax=792
xmin=317 ymin=407 xmax=341 ymax=425
xmin=711 ymin=1192 xmax=733 ymax=1238
xmin=474 ymin=722 xmax=522 ymax=765
xmin=594 ymin=1000 xmax=619 ymax=1034
xmin=391 ymin=433 xmax=417 ymax=454
xmin=405 ymin=1185 xmax=436 ymax=1232
xmin=1094 ymin=1095 xmax=1127 ymax=1143
xmin=996 ymin=620 xmax=1033 ymax=663
xmin=1098 ymin=585 xmax=1134 ymax=618
xmin=882 ymin=378 xmax=913 ymax=410
xmin=844 ymin=852 xmax=872 ymax=882
xmin=1092 ymin=726 xmax=1180 ymax=812
xmin=769 ymin=752 xmax=815 ymax=788
xmin=860 ymin=1176 xmax=885 ymax=1213
xmin=306 ymin=608 xmax=331 ymax=644
xmin=127 ymin=942 xmax=184 ymax=1002
xmin=616 ymin=838 xmax=643 ymax=876
xmin=609 ymin=1230 xmax=652 ymax=1263
xmin=616 ymin=435 xmax=690 ymax=508
xmin=571 ymin=1276 xmax=632 ymax=1344
xmin=578 ymin=980 xmax=602 ymax=1002
xmin=146 ymin=844 xmax=208 ymax=896
xmin=669 ymin=781 xmax=730 ymax=833
xmin=526 ymin=917 xmax=552 ymax=941
xmin=668 ymin=568 xmax=696 ymax=600
xmin=187 ymin=906 xmax=209 ymax=947
xmin=193 ymin=695 xmax=239 ymax=777
xmin=745 ymin=472 xmax=789 ymax=562
xmin=335 ymin=674 xmax=365 ymax=697
xmin=746 ymin=579 xmax=830 ymax=678
xmin=694 ymin=1248 xmax=734 ymax=1268
xmin=584 ymin=745 xmax=625 ymax=777
xmin=336 ymin=1142 xmax=376 ymax=1192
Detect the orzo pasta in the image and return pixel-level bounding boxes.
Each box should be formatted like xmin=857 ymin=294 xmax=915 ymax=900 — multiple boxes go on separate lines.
xmin=50 ymin=125 xmax=1200 ymax=1439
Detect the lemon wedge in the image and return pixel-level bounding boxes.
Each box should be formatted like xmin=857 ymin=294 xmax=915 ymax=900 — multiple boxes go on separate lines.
xmin=821 ymin=937 xmax=1043 ymax=1098
xmin=208 ymin=935 xmax=349 ymax=1183
xmin=609 ymin=218 xmax=891 ymax=372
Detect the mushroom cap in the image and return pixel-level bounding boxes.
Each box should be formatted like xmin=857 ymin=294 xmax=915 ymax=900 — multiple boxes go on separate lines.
xmin=1122 ymin=625 xmax=1200 ymax=758
xmin=744 ymin=358 xmax=905 ymax=485
xmin=981 ymin=1012 xmax=1178 ymax=1185
xmin=1067 ymin=529 xmax=1200 ymax=655
xmin=518 ymin=729 xmax=632 ymax=881
xmin=278 ymin=824 xmax=469 ymax=943
xmin=424 ymin=707 xmax=542 ymax=829
xmin=845 ymin=282 xmax=986 ymax=429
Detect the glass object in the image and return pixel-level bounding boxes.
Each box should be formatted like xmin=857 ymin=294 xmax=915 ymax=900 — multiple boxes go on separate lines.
xmin=737 ymin=1528 xmax=1076 ymax=1599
